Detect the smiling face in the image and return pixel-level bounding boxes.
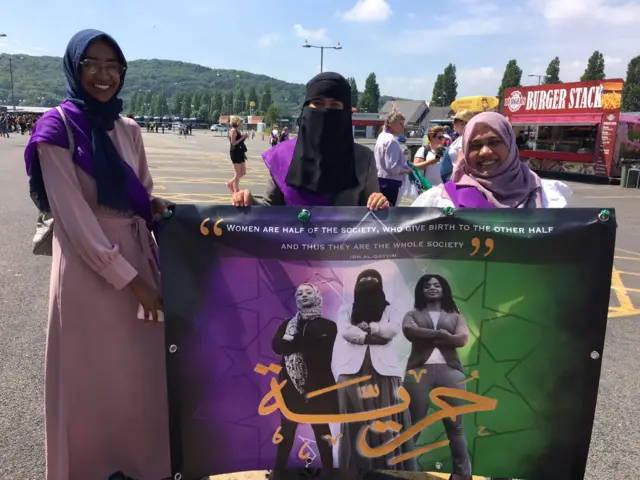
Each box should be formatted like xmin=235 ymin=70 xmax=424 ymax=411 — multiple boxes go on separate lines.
xmin=80 ymin=39 xmax=123 ymax=103
xmin=296 ymin=284 xmax=317 ymax=308
xmin=466 ymin=123 xmax=511 ymax=175
xmin=423 ymin=277 xmax=443 ymax=300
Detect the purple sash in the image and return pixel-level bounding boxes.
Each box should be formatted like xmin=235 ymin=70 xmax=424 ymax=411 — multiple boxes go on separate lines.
xmin=25 ymin=101 xmax=152 ymax=222
xmin=444 ymin=181 xmax=495 ymax=209
xmin=262 ymin=139 xmax=331 ymax=206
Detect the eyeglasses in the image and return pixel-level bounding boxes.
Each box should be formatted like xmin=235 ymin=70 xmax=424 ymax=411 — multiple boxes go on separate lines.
xmin=434 ymin=135 xmax=445 ymax=140
xmin=80 ymin=59 xmax=126 ymax=76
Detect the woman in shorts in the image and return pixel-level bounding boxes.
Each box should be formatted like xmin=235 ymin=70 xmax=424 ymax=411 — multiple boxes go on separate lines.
xmin=227 ymin=115 xmax=247 ymax=192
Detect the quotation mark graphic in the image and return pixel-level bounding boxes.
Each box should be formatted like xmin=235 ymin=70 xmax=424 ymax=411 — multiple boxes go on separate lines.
xmin=200 ymin=217 xmax=224 ymax=237
xmin=470 ymin=237 xmax=495 ymax=257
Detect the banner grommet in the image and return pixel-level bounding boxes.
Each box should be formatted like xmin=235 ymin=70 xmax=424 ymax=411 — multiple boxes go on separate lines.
xmin=442 ymin=206 xmax=455 ymax=216
xmin=598 ymin=209 xmax=611 ymax=221
xmin=169 ymin=344 xmax=178 ymax=354
xmin=173 ymin=473 xmax=182 ymax=480
xmin=590 ymin=351 xmax=600 ymax=360
xmin=298 ymin=209 xmax=311 ymax=223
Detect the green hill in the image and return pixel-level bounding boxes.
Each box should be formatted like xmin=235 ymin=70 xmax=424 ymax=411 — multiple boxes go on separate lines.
xmin=0 ymin=53 xmax=406 ymax=118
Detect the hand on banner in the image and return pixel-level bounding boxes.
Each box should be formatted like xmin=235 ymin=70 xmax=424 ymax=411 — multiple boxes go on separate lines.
xmin=129 ymin=275 xmax=163 ymax=323
xmin=231 ymin=189 xmax=253 ymax=207
xmin=150 ymin=197 xmax=175 ymax=218
xmin=367 ymin=192 xmax=390 ymax=211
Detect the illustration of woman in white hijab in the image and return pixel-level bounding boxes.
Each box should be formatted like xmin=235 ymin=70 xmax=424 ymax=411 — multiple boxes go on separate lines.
xmin=332 ymin=269 xmax=417 ymax=471
xmin=402 ymin=274 xmax=471 ymax=479
xmin=271 ymin=283 xmax=338 ymax=470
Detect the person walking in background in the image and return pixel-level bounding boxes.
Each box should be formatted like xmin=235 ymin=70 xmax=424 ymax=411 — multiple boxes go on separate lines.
xmin=440 ymin=110 xmax=473 ymax=183
xmin=270 ymin=124 xmax=280 ymax=147
xmin=412 ymin=111 xmax=572 ymax=209
xmin=279 ymin=126 xmax=289 ymax=143
xmin=271 ymin=283 xmax=338 ymax=470
xmin=227 ymin=115 xmax=247 ymax=192
xmin=1 ymin=114 xmax=9 ymax=138
xmin=413 ymin=125 xmax=446 ymax=188
xmin=24 ymin=29 xmax=171 ymax=480
xmin=374 ymin=111 xmax=413 ymax=206
xmin=402 ymin=274 xmax=472 ymax=480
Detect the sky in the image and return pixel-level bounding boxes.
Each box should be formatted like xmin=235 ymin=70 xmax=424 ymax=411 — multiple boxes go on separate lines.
xmin=1 ymin=0 xmax=639 ymax=101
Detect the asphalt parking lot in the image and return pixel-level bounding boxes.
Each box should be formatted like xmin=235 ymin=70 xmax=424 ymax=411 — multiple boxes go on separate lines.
xmin=0 ymin=130 xmax=638 ymax=480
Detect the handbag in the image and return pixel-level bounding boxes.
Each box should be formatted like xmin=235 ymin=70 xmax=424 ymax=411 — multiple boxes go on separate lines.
xmin=32 ymin=105 xmax=74 ymax=256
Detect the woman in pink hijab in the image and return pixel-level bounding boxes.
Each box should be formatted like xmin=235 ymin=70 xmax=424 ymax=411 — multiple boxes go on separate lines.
xmin=412 ymin=112 xmax=572 ymax=209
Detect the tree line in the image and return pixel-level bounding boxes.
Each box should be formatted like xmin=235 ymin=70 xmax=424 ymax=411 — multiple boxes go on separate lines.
xmin=427 ymin=51 xmax=640 ymax=112
xmin=128 ymin=85 xmax=276 ymax=123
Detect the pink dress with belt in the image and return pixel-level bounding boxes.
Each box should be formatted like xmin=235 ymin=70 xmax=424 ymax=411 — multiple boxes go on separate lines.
xmin=38 ymin=119 xmax=170 ymax=480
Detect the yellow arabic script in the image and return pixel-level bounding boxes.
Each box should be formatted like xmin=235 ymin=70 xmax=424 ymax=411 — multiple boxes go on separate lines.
xmin=357 ymin=386 xmax=497 ymax=464
xmin=258 ymin=377 xmax=412 ymax=424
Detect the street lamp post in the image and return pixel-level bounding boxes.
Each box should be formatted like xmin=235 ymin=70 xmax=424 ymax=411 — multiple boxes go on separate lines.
xmin=302 ymin=40 xmax=343 ymax=73
xmin=528 ymin=74 xmax=549 ymax=85
xmin=1 ymin=34 xmax=16 ymax=111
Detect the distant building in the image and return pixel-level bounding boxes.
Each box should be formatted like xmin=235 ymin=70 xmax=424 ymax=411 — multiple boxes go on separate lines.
xmin=379 ymin=100 xmax=429 ymax=128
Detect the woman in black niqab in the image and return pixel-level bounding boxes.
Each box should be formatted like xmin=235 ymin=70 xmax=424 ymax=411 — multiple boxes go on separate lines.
xmin=231 ymin=72 xmax=389 ymax=210
xmin=285 ymin=72 xmax=358 ymax=194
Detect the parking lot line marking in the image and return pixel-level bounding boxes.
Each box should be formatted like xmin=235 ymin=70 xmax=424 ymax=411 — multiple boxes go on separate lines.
xmin=614 ymin=256 xmax=640 ymax=262
xmin=609 ymin=267 xmax=640 ymax=318
xmin=617 ymin=248 xmax=640 ymax=258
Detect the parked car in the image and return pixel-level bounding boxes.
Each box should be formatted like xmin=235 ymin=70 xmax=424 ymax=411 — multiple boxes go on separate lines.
xmin=210 ymin=124 xmax=228 ymax=132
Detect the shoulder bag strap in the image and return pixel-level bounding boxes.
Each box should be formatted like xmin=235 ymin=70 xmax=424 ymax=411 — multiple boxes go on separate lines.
xmin=55 ymin=105 xmax=74 ymax=154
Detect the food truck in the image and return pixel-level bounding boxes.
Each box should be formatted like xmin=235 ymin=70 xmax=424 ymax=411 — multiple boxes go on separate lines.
xmin=503 ymin=79 xmax=624 ymax=178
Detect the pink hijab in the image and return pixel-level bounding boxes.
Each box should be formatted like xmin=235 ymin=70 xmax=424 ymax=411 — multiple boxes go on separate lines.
xmin=449 ymin=112 xmax=542 ymax=208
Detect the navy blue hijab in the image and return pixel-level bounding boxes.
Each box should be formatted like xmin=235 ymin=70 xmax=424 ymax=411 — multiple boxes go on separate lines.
xmin=63 ymin=29 xmax=129 ymax=212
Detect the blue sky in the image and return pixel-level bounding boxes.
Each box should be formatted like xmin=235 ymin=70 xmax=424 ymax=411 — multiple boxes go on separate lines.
xmin=1 ymin=0 xmax=639 ymax=100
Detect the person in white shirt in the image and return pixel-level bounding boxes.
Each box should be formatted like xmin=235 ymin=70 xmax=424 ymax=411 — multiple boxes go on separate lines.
xmin=413 ymin=125 xmax=446 ymax=188
xmin=374 ymin=111 xmax=413 ymax=206
xmin=332 ymin=269 xmax=417 ymax=472
xmin=412 ymin=111 xmax=572 ymax=209
xmin=440 ymin=109 xmax=474 ymax=182
xmin=402 ymin=274 xmax=471 ymax=479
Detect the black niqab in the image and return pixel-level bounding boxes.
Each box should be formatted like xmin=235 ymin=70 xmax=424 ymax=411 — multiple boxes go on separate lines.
xmin=351 ymin=269 xmax=390 ymax=325
xmin=285 ymin=72 xmax=359 ymax=195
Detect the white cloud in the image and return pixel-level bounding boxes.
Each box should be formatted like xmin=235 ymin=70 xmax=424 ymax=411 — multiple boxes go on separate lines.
xmin=337 ymin=0 xmax=392 ymax=22
xmin=380 ymin=76 xmax=432 ymax=100
xmin=535 ymin=0 xmax=640 ymax=26
xmin=258 ymin=34 xmax=280 ymax=49
xmin=407 ymin=12 xmax=416 ymax=19
xmin=458 ymin=67 xmax=502 ymax=91
xmin=293 ymin=24 xmax=329 ymax=43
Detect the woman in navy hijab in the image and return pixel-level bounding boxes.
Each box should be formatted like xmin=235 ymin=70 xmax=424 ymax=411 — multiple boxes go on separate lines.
xmin=25 ymin=30 xmax=171 ymax=480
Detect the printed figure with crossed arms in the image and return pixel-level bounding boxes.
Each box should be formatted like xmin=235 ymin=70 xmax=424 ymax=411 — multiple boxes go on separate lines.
xmin=270 ymin=283 xmax=338 ymax=471
xmin=332 ymin=269 xmax=417 ymax=471
xmin=402 ymin=274 xmax=472 ymax=479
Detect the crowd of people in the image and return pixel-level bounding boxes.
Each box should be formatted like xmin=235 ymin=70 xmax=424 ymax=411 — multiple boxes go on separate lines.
xmin=24 ymin=26 xmax=572 ymax=480
xmin=1 ymin=111 xmax=43 ymax=137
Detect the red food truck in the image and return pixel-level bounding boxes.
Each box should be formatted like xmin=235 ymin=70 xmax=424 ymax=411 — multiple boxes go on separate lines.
xmin=503 ymin=79 xmax=624 ymax=178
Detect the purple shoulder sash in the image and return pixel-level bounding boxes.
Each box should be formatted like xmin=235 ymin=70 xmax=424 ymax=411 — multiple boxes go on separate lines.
xmin=444 ymin=181 xmax=495 ymax=209
xmin=25 ymin=101 xmax=152 ymax=222
xmin=262 ymin=139 xmax=331 ymax=206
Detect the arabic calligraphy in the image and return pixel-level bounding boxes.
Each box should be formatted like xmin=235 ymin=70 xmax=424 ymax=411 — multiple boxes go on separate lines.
xmin=307 ymin=375 xmax=372 ymax=399
xmin=323 ymin=433 xmax=342 ymax=446
xmin=357 ymin=387 xmax=497 ymax=464
xmin=298 ymin=441 xmax=312 ymax=460
xmin=272 ymin=426 xmax=283 ymax=444
xmin=361 ymin=384 xmax=380 ymax=398
xmin=254 ymin=363 xmax=282 ymax=376
xmin=407 ymin=368 xmax=427 ymax=383
xmin=458 ymin=369 xmax=479 ymax=385
xmin=255 ymin=363 xmax=497 ymax=463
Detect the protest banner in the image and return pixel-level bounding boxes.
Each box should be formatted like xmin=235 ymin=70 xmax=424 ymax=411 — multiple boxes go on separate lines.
xmin=158 ymin=206 xmax=616 ymax=480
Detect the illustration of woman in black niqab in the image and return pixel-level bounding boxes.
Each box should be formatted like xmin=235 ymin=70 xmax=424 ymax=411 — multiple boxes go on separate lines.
xmin=332 ymin=269 xmax=417 ymax=472
xmin=271 ymin=283 xmax=338 ymax=472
